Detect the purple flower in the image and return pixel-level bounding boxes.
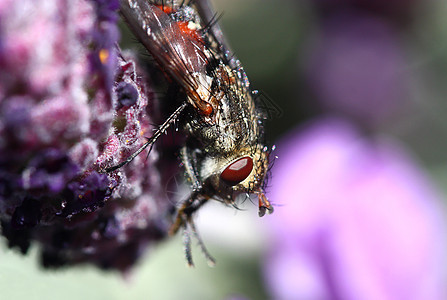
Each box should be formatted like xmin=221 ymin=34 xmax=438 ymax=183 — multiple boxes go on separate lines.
xmin=264 ymin=118 xmax=447 ymax=300
xmin=22 ymin=149 xmax=80 ymax=194
xmin=0 ymin=0 xmax=175 ymax=272
xmin=11 ymin=196 xmax=42 ymax=229
xmin=116 ymin=81 xmax=139 ymax=108
xmin=62 ymin=171 xmax=110 ymax=217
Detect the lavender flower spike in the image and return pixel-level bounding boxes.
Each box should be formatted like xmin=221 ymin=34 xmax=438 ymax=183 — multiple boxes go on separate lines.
xmin=0 ymin=0 xmax=174 ymax=272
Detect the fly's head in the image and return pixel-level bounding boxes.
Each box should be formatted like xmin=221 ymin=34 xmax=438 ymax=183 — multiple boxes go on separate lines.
xmin=198 ymin=144 xmax=273 ymax=216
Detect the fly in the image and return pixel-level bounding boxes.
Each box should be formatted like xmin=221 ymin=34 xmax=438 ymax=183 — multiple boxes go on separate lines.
xmin=114 ymin=0 xmax=273 ymax=266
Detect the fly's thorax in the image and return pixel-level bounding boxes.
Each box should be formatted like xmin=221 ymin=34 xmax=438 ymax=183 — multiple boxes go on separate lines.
xmin=185 ymin=77 xmax=260 ymax=155
xmin=198 ymin=145 xmax=269 ymax=200
xmin=185 ymin=113 xmax=258 ymax=156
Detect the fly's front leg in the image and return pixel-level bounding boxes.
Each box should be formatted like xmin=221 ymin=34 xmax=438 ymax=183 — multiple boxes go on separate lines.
xmin=103 ymin=102 xmax=188 ymax=173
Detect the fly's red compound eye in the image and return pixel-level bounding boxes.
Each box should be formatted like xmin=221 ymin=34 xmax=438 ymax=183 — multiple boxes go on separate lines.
xmin=220 ymin=156 xmax=253 ymax=186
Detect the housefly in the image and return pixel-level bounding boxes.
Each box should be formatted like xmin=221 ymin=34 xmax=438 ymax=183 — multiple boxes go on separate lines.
xmin=114 ymin=0 xmax=273 ymax=266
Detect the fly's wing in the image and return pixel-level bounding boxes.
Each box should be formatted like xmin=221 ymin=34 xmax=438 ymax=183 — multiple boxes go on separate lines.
xmin=192 ymin=0 xmax=234 ymax=68
xmin=119 ymin=0 xmax=208 ymax=95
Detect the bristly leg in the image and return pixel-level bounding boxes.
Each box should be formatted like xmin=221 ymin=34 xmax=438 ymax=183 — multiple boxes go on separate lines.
xmin=181 ymin=216 xmax=216 ymax=267
xmin=104 ymin=102 xmax=188 ymax=173
xmin=188 ymin=216 xmax=216 ymax=267
xmin=170 ymin=195 xmax=215 ymax=267
xmin=182 ymin=226 xmax=193 ymax=266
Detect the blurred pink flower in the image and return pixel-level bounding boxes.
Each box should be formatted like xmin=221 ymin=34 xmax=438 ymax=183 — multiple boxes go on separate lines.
xmin=264 ymin=118 xmax=447 ymax=300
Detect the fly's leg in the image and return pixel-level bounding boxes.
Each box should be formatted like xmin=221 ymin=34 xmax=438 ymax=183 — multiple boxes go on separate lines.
xmin=175 ymin=147 xmax=215 ymax=265
xmin=103 ymin=102 xmax=188 ymax=173
xmin=180 ymin=146 xmax=202 ymax=191
xmin=169 ymin=190 xmax=202 ymax=235
xmin=169 ymin=192 xmax=215 ymax=267
xmin=187 ymin=213 xmax=216 ymax=267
